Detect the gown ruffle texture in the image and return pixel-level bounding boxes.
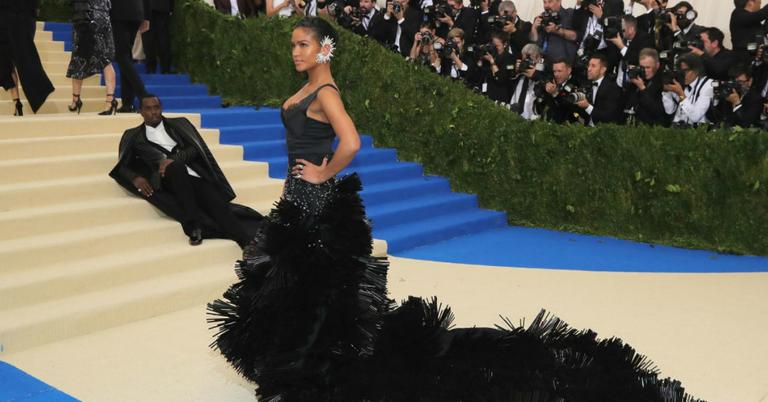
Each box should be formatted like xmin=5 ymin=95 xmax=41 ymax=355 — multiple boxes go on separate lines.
xmin=208 ymin=174 xmax=702 ymax=402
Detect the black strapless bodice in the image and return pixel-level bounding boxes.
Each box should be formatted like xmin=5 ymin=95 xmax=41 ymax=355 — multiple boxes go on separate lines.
xmin=280 ymin=83 xmax=338 ymax=167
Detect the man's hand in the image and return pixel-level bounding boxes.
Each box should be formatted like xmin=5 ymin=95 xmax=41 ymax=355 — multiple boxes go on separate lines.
xmin=666 ymin=12 xmax=679 ymax=32
xmin=503 ymin=20 xmax=517 ymax=33
xmin=688 ymin=45 xmax=704 ymax=56
xmin=532 ymin=15 xmax=542 ymax=30
xmin=139 ymin=20 xmax=150 ymax=33
xmin=630 ymin=76 xmax=646 ymax=90
xmin=576 ymin=98 xmax=591 ymax=109
xmin=385 ymin=2 xmax=394 ymax=16
xmin=158 ymin=158 xmax=174 ymax=177
xmin=664 ymin=80 xmax=685 ymax=97
xmin=482 ymin=53 xmax=495 ymax=63
xmin=438 ymin=14 xmax=453 ymax=26
xmin=132 ymin=176 xmax=154 ymax=197
xmin=545 ymin=81 xmax=558 ymax=95
xmin=727 ymin=90 xmax=741 ymax=107
xmin=608 ymin=35 xmax=624 ymax=49
xmin=544 ymin=23 xmax=559 ymax=34
xmin=343 ymin=5 xmax=353 ymax=14
xmin=588 ymin=4 xmax=603 ymax=18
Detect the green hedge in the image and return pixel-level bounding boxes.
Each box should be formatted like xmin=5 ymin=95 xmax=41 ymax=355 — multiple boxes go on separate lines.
xmin=168 ymin=0 xmax=768 ymax=256
xmin=38 ymin=0 xmax=72 ymax=22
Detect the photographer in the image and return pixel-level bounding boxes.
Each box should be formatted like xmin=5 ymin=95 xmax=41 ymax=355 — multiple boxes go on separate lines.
xmin=664 ymin=53 xmax=714 ymax=126
xmin=477 ymin=1 xmax=531 ymax=54
xmin=625 ymin=48 xmax=672 ymax=126
xmin=436 ymin=0 xmax=479 ymax=45
xmin=476 ymin=31 xmax=515 ymax=102
xmin=347 ymin=0 xmax=390 ymax=44
xmin=632 ymin=0 xmax=668 ymax=40
xmin=575 ymin=53 xmax=624 ymax=125
xmin=436 ymin=28 xmax=477 ymax=83
xmin=530 ymin=0 xmax=578 ymax=64
xmin=607 ymin=15 xmax=654 ymax=88
xmin=573 ymin=0 xmax=608 ymax=59
xmin=730 ymin=0 xmax=768 ymax=62
xmin=383 ymin=0 xmax=420 ymax=57
xmin=540 ymin=57 xmax=585 ymax=123
xmin=409 ymin=22 xmax=440 ymax=68
xmin=658 ymin=2 xmax=705 ymax=52
xmin=686 ymin=27 xmax=740 ymax=81
xmin=711 ymin=66 xmax=764 ymax=128
xmin=510 ymin=44 xmax=545 ymax=119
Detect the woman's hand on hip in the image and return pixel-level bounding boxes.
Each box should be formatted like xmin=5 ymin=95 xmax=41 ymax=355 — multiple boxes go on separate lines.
xmin=292 ymin=157 xmax=329 ymax=184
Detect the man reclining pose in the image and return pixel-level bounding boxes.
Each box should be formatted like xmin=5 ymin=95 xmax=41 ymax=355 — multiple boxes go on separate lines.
xmin=109 ymin=94 xmax=262 ymax=250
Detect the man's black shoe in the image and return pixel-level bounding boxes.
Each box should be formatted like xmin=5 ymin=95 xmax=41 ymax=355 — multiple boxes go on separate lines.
xmin=189 ymin=228 xmax=203 ymax=246
xmin=117 ymin=105 xmax=136 ymax=113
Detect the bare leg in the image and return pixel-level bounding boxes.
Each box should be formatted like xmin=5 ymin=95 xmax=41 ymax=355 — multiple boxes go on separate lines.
xmin=70 ymin=78 xmax=83 ymax=106
xmin=102 ymin=64 xmax=117 ymax=112
xmin=9 ymin=70 xmax=19 ymax=100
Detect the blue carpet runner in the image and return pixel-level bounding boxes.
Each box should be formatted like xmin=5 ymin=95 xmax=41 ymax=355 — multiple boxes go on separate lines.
xmin=42 ymin=22 xmax=768 ymax=273
xmin=0 ymin=361 xmax=79 ymax=402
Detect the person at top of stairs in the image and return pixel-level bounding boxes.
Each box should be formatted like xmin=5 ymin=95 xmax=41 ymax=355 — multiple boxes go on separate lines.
xmin=67 ymin=0 xmax=119 ymax=115
xmin=109 ymin=94 xmax=263 ymax=251
xmin=110 ymin=0 xmax=149 ymax=112
xmin=0 ymin=0 xmax=54 ymax=114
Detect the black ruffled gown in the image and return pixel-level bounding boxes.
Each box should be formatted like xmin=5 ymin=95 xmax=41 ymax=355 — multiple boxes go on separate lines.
xmin=207 ymin=84 xmax=702 ymax=402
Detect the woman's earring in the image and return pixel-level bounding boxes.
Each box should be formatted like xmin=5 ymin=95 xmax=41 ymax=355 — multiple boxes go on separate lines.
xmin=316 ymin=36 xmax=336 ymax=64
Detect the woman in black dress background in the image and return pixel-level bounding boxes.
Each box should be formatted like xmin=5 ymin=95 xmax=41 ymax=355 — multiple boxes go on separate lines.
xmin=208 ymin=17 xmax=701 ymax=402
xmin=67 ymin=0 xmax=117 ymax=115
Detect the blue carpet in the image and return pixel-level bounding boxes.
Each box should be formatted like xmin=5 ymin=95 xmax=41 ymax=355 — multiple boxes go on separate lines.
xmin=0 ymin=361 xmax=79 ymax=402
xmin=41 ymin=22 xmax=768 ymax=272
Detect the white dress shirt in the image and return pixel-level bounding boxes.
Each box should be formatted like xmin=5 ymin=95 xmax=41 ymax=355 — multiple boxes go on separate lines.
xmin=229 ymin=0 xmax=239 ymax=15
xmin=672 ymin=76 xmax=714 ymax=124
xmin=145 ymin=121 xmax=200 ymax=178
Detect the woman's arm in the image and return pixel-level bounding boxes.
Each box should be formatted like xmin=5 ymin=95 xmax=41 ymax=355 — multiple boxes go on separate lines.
xmin=293 ymin=87 xmax=360 ymax=184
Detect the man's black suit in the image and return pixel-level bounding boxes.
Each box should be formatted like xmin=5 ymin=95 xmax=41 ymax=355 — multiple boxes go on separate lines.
xmin=658 ymin=23 xmax=705 ymax=52
xmin=142 ymin=0 xmax=174 ymax=74
xmin=626 ymin=74 xmax=670 ymax=126
xmin=608 ymin=31 xmax=653 ymax=85
xmin=384 ymin=8 xmax=420 ymax=57
xmin=437 ymin=6 xmax=478 ymax=45
xmin=716 ymin=87 xmax=764 ymax=128
xmin=477 ymin=15 xmax=531 ymax=55
xmin=583 ymin=78 xmax=624 ymax=125
xmin=352 ymin=9 xmax=391 ymax=45
xmin=542 ymin=76 xmax=585 ymax=124
xmin=111 ymin=0 xmax=150 ymax=110
xmin=703 ymin=49 xmax=740 ymax=81
xmin=109 ymin=117 xmax=262 ymax=244
xmin=730 ymin=4 xmax=768 ymax=59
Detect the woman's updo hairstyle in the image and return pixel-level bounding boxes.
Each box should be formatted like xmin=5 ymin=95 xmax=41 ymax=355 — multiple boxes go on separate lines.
xmin=294 ymin=17 xmax=340 ymax=49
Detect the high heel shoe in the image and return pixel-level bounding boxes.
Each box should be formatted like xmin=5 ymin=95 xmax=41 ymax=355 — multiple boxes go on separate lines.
xmin=12 ymin=98 xmax=23 ymax=116
xmin=98 ymin=94 xmax=118 ymax=116
xmin=68 ymin=94 xmax=82 ymax=115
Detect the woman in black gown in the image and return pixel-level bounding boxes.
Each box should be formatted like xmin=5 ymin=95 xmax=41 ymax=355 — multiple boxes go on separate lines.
xmin=208 ymin=17 xmax=701 ymax=402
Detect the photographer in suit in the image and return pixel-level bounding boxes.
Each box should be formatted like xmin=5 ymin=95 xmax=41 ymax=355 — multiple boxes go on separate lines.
xmin=510 ymin=43 xmax=545 ymax=119
xmin=664 ymin=53 xmax=714 ymax=126
xmin=625 ymin=48 xmax=672 ymax=126
xmin=633 ymin=0 xmax=668 ymax=41
xmin=477 ymin=1 xmax=531 ymax=54
xmin=658 ymin=1 xmax=705 ymax=52
xmin=111 ymin=0 xmax=149 ymax=112
xmin=530 ymin=0 xmax=578 ymax=64
xmin=606 ymin=15 xmax=653 ymax=88
xmin=541 ymin=57 xmax=585 ymax=123
xmin=477 ymin=31 xmax=516 ymax=102
xmin=575 ymin=53 xmax=624 ymax=125
xmin=711 ymin=66 xmax=764 ymax=128
xmin=730 ymin=0 xmax=768 ymax=62
xmin=686 ymin=27 xmax=740 ymax=81
xmin=436 ymin=0 xmax=479 ymax=45
xmin=350 ymin=0 xmax=390 ymax=44
xmin=383 ymin=0 xmax=420 ymax=57
xmin=435 ymin=28 xmax=477 ymax=84
xmin=142 ymin=0 xmax=174 ymax=74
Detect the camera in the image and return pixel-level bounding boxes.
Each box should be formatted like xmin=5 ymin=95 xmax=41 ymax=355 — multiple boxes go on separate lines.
xmin=712 ymin=80 xmax=741 ymax=100
xmin=419 ymin=31 xmax=434 ymax=46
xmin=661 ymin=69 xmax=685 ymax=86
xmin=560 ymin=83 xmax=588 ymax=104
xmin=539 ymin=11 xmax=561 ymax=27
xmin=336 ymin=6 xmax=363 ymax=27
xmin=655 ymin=8 xmax=675 ymax=24
xmin=488 ymin=15 xmax=514 ymax=32
xmin=433 ymin=40 xmax=459 ymax=59
xmin=518 ymin=59 xmax=534 ymax=73
xmin=604 ymin=16 xmax=622 ymax=39
xmin=673 ymin=38 xmax=703 ymax=53
xmin=626 ymin=65 xmax=644 ymax=80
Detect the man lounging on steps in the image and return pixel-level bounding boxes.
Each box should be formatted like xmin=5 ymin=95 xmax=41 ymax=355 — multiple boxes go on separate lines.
xmin=109 ymin=94 xmax=262 ymax=250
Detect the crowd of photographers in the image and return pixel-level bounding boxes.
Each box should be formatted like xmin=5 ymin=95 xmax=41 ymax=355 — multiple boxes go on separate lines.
xmin=321 ymin=0 xmax=768 ymax=129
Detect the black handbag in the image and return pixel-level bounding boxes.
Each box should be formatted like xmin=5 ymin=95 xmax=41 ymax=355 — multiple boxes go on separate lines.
xmin=71 ymin=0 xmax=96 ymax=58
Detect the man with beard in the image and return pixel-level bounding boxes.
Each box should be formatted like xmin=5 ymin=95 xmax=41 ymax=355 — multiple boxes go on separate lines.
xmin=109 ymin=94 xmax=262 ymax=250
